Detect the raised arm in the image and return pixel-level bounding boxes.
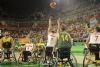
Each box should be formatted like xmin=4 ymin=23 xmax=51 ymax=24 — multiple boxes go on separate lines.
xmin=48 ymin=16 xmax=52 ymax=33
xmin=57 ymin=18 xmax=60 ymax=33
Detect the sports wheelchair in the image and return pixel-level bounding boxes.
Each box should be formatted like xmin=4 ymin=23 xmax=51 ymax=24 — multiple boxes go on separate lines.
xmin=18 ymin=48 xmax=36 ymax=64
xmin=43 ymin=47 xmax=57 ymax=67
xmin=55 ymin=48 xmax=77 ymax=67
xmin=44 ymin=47 xmax=77 ymax=67
xmin=35 ymin=46 xmax=45 ymax=64
xmin=0 ymin=42 xmax=17 ymax=64
xmin=83 ymin=44 xmax=100 ymax=67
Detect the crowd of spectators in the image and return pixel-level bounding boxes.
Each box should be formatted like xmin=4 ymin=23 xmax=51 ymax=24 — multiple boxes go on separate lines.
xmin=0 ymin=0 xmax=100 ymax=43
xmin=0 ymin=12 xmax=100 ymax=43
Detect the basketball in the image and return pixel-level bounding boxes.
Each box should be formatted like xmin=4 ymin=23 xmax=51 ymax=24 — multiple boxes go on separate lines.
xmin=50 ymin=1 xmax=57 ymax=9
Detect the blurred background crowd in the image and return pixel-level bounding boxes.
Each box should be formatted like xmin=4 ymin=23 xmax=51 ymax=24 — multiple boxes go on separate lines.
xmin=0 ymin=0 xmax=99 ymax=45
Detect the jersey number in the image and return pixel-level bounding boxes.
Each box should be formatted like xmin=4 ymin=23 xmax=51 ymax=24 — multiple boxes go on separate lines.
xmin=61 ymin=34 xmax=68 ymax=41
xmin=95 ymin=36 xmax=98 ymax=41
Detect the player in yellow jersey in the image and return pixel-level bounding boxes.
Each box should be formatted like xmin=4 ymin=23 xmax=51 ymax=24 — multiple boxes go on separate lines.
xmin=0 ymin=31 xmax=14 ymax=59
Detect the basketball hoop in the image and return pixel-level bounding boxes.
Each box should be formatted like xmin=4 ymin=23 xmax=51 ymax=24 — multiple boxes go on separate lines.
xmin=50 ymin=0 xmax=57 ymax=9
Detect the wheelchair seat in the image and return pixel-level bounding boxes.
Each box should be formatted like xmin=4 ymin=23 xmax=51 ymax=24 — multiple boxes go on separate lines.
xmin=2 ymin=42 xmax=12 ymax=49
xmin=22 ymin=51 xmax=32 ymax=62
xmin=58 ymin=48 xmax=71 ymax=59
xmin=2 ymin=42 xmax=12 ymax=59
xmin=89 ymin=44 xmax=100 ymax=53
xmin=0 ymin=42 xmax=17 ymax=63
xmin=56 ymin=47 xmax=77 ymax=67
xmin=18 ymin=50 xmax=35 ymax=64
xmin=45 ymin=47 xmax=53 ymax=57
xmin=83 ymin=44 xmax=100 ymax=67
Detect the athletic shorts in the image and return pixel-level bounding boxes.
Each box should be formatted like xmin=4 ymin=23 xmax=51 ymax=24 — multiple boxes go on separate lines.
xmin=45 ymin=46 xmax=53 ymax=56
xmin=89 ymin=44 xmax=100 ymax=53
xmin=23 ymin=51 xmax=31 ymax=56
xmin=2 ymin=42 xmax=12 ymax=48
xmin=58 ymin=48 xmax=71 ymax=59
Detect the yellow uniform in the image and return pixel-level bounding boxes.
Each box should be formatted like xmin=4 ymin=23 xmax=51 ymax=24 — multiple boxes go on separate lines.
xmin=2 ymin=37 xmax=12 ymax=48
xmin=37 ymin=43 xmax=45 ymax=49
xmin=2 ymin=37 xmax=11 ymax=43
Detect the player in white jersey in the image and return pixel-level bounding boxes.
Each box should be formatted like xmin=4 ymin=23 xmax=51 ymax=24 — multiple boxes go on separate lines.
xmin=25 ymin=43 xmax=33 ymax=51
xmin=46 ymin=33 xmax=56 ymax=47
xmin=86 ymin=27 xmax=100 ymax=60
xmin=22 ymin=40 xmax=35 ymax=62
xmin=46 ymin=16 xmax=60 ymax=57
xmin=89 ymin=33 xmax=100 ymax=44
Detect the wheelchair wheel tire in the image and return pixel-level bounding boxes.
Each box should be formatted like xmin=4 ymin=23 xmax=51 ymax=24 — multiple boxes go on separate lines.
xmin=83 ymin=50 xmax=95 ymax=67
xmin=68 ymin=53 xmax=77 ymax=67
xmin=60 ymin=53 xmax=78 ymax=67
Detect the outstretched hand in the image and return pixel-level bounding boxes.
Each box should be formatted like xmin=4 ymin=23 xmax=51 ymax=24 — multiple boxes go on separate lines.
xmin=57 ymin=18 xmax=60 ymax=24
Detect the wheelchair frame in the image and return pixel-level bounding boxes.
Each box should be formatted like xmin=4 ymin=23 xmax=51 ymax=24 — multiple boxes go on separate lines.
xmin=0 ymin=48 xmax=17 ymax=64
xmin=83 ymin=44 xmax=100 ymax=67
xmin=18 ymin=50 xmax=36 ymax=64
xmin=44 ymin=47 xmax=77 ymax=67
xmin=56 ymin=48 xmax=78 ymax=67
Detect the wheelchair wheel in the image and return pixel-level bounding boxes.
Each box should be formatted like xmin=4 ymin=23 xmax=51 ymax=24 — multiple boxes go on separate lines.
xmin=0 ymin=49 xmax=17 ymax=64
xmin=43 ymin=58 xmax=57 ymax=67
xmin=83 ymin=50 xmax=95 ymax=67
xmin=32 ymin=51 xmax=40 ymax=64
xmin=56 ymin=52 xmax=77 ymax=67
xmin=11 ymin=50 xmax=17 ymax=63
xmin=43 ymin=52 xmax=57 ymax=67
xmin=18 ymin=53 xmax=23 ymax=63
xmin=18 ymin=53 xmax=34 ymax=64
xmin=63 ymin=53 xmax=77 ymax=67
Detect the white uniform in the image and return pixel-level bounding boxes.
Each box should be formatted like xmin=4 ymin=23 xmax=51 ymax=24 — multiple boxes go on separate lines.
xmin=47 ymin=33 xmax=56 ymax=47
xmin=89 ymin=33 xmax=100 ymax=44
xmin=25 ymin=43 xmax=33 ymax=51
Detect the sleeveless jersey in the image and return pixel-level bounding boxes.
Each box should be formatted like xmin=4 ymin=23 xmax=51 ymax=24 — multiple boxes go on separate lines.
xmin=47 ymin=33 xmax=56 ymax=47
xmin=58 ymin=32 xmax=71 ymax=48
xmin=25 ymin=43 xmax=33 ymax=51
xmin=89 ymin=33 xmax=100 ymax=44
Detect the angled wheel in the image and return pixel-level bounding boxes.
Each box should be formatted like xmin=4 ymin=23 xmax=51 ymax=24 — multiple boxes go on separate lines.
xmin=18 ymin=53 xmax=23 ymax=64
xmin=83 ymin=50 xmax=95 ymax=67
xmin=56 ymin=52 xmax=77 ymax=67
xmin=66 ymin=53 xmax=77 ymax=67
xmin=0 ymin=49 xmax=17 ymax=64
xmin=18 ymin=52 xmax=34 ymax=64
xmin=10 ymin=50 xmax=17 ymax=63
